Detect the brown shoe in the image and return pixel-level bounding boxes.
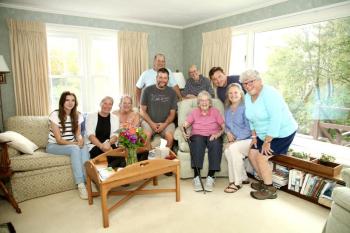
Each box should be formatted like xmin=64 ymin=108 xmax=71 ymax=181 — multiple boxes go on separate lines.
xmin=250 ymin=185 xmax=277 ymax=200
xmin=251 ymin=180 xmax=264 ymax=191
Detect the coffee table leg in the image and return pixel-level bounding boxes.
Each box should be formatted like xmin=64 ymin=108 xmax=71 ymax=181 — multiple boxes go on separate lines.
xmin=86 ymin=175 xmax=93 ymax=205
xmin=101 ymin=189 xmax=109 ymax=228
xmin=152 ymin=176 xmax=158 ymax=186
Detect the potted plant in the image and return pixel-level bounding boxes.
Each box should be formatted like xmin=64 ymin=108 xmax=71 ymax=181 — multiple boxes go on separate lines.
xmin=319 ymin=153 xmax=336 ymax=166
xmin=290 ymin=151 xmax=310 ymax=161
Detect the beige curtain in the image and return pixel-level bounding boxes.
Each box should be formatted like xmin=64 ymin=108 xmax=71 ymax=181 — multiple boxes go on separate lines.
xmin=118 ymin=31 xmax=148 ymax=106
xmin=200 ymin=27 xmax=232 ymax=77
xmin=7 ymin=19 xmax=49 ymax=116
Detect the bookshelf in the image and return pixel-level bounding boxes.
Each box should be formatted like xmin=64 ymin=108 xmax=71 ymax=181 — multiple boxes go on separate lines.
xmin=270 ymin=155 xmax=344 ymax=208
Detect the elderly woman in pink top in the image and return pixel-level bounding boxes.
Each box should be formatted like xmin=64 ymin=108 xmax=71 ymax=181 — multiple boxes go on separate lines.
xmin=182 ymin=91 xmax=225 ymax=192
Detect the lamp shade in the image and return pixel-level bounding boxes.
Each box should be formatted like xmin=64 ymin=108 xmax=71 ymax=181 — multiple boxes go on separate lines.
xmin=173 ymin=72 xmax=186 ymax=89
xmin=0 ymin=55 xmax=10 ymax=72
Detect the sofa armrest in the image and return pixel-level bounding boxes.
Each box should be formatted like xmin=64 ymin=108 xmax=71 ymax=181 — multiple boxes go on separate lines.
xmin=342 ymin=168 xmax=350 ymax=188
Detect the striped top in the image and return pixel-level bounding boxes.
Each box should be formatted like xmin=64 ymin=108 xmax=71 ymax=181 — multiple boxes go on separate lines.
xmin=48 ymin=110 xmax=83 ymax=143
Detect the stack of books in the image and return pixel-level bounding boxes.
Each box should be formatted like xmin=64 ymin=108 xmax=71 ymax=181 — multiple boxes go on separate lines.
xmin=97 ymin=167 xmax=115 ymax=181
xmin=287 ymin=168 xmax=337 ymax=207
xmin=272 ymin=165 xmax=289 ymax=188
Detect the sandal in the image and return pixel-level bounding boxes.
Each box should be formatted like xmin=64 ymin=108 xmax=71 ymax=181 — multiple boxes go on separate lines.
xmin=224 ymin=183 xmax=241 ymax=193
xmin=242 ymin=180 xmax=250 ymax=185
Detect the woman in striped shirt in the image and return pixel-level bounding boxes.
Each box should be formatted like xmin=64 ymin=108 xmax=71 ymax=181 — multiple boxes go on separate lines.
xmin=46 ymin=91 xmax=90 ymax=200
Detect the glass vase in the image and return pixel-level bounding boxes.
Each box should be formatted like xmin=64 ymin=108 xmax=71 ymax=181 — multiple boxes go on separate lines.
xmin=127 ymin=148 xmax=138 ymax=165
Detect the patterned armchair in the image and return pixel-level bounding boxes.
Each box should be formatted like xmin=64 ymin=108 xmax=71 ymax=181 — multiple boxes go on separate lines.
xmin=4 ymin=116 xmax=76 ymax=202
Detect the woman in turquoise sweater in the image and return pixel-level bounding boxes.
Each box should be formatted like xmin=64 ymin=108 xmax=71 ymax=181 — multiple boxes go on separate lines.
xmin=241 ymin=70 xmax=298 ymax=200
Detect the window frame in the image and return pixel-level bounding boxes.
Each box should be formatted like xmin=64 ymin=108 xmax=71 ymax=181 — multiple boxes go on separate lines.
xmin=46 ymin=24 xmax=119 ymax=112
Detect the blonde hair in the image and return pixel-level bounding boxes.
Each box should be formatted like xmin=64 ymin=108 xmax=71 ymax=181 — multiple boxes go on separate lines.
xmin=119 ymin=95 xmax=133 ymax=108
xmin=239 ymin=69 xmax=261 ymax=83
xmin=224 ymin=83 xmax=245 ymax=107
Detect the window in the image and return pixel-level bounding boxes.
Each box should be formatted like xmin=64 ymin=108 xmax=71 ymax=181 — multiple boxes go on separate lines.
xmin=230 ymin=3 xmax=350 ymax=147
xmin=47 ymin=25 xmax=119 ymax=112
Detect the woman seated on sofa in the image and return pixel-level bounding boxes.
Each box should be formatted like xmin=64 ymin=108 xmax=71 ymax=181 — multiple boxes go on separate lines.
xmin=113 ymin=95 xmax=140 ymax=129
xmin=113 ymin=95 xmax=148 ymax=161
xmin=86 ymin=96 xmax=126 ymax=168
xmin=46 ymin=91 xmax=90 ymax=200
xmin=182 ymin=90 xmax=225 ymax=192
xmin=241 ymin=70 xmax=298 ymax=200
xmin=223 ymin=83 xmax=252 ymax=193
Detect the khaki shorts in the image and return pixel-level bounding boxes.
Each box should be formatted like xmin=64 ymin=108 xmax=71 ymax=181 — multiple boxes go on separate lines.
xmin=141 ymin=121 xmax=175 ymax=137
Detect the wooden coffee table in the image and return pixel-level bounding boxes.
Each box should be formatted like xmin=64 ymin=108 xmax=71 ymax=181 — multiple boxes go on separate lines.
xmin=84 ymin=148 xmax=180 ymax=228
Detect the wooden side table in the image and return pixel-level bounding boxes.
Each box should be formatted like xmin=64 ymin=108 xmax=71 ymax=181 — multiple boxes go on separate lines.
xmin=0 ymin=141 xmax=21 ymax=213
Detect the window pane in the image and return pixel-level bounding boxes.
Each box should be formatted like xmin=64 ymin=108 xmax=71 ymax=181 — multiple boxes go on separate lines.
xmin=48 ymin=36 xmax=80 ymax=76
xmin=253 ymin=17 xmax=350 ymax=142
xmin=230 ymin=34 xmax=247 ymax=75
xmin=50 ymin=77 xmax=82 ymax=110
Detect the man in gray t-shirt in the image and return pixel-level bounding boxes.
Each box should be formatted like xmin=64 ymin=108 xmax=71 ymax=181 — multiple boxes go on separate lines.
xmin=140 ymin=68 xmax=177 ymax=149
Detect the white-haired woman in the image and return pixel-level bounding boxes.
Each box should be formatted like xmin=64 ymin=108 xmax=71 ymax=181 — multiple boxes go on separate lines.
xmin=182 ymin=91 xmax=225 ymax=192
xmin=223 ymin=83 xmax=252 ymax=193
xmin=86 ymin=96 xmax=125 ymax=168
xmin=241 ymin=70 xmax=298 ymax=200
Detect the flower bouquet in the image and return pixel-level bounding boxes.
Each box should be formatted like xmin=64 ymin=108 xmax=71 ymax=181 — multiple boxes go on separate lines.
xmin=116 ymin=127 xmax=147 ymax=165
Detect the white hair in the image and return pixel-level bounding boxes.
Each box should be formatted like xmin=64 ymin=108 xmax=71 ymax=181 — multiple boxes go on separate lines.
xmin=239 ymin=70 xmax=261 ymax=83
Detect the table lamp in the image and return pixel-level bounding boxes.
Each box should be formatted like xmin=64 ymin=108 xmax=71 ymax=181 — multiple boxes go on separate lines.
xmin=173 ymin=71 xmax=186 ymax=89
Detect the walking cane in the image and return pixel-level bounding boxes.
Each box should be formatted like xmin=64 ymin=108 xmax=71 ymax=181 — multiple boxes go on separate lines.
xmin=183 ymin=127 xmax=206 ymax=194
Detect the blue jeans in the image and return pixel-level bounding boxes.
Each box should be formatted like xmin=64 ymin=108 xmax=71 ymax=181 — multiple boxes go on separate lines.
xmin=46 ymin=143 xmax=90 ymax=184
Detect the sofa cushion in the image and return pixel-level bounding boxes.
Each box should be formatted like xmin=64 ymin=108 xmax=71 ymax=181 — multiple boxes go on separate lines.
xmin=5 ymin=116 xmax=49 ymax=149
xmin=11 ymin=149 xmax=71 ymax=172
xmin=0 ymin=131 xmax=38 ymax=154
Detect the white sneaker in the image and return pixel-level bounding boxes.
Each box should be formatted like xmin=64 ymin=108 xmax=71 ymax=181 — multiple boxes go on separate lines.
xmin=205 ymin=176 xmax=215 ymax=192
xmin=78 ymin=183 xmax=88 ymax=200
xmin=193 ymin=176 xmax=203 ymax=192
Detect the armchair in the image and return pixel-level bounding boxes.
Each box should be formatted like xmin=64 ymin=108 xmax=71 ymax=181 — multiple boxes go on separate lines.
xmin=322 ymin=168 xmax=350 ymax=233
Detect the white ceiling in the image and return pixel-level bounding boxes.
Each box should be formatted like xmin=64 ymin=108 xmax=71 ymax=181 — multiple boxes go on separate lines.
xmin=0 ymin=0 xmax=286 ymax=28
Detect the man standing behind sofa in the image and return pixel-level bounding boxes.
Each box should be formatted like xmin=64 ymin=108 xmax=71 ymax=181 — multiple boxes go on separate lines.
xmin=140 ymin=68 xmax=177 ymax=149
xmin=209 ymin=66 xmax=242 ymax=103
xmin=136 ymin=53 xmax=182 ymax=104
xmin=181 ymin=64 xmax=215 ymax=99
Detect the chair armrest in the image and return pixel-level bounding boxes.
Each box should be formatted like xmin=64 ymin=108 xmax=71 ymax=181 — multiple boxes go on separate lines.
xmin=332 ymin=187 xmax=350 ymax=212
xmin=342 ymin=168 xmax=350 ymax=187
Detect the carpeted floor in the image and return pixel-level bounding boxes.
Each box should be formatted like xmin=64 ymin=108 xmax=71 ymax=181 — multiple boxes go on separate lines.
xmin=0 ymin=177 xmax=329 ymax=233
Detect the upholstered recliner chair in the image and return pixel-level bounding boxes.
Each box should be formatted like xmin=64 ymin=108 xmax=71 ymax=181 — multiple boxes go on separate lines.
xmin=322 ymin=168 xmax=350 ymax=233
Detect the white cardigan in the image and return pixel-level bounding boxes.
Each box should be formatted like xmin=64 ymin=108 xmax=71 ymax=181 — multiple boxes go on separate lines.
xmin=85 ymin=112 xmax=119 ymax=151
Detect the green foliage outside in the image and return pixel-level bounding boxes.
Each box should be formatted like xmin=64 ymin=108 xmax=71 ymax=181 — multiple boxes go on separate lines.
xmin=263 ymin=17 xmax=350 ymax=143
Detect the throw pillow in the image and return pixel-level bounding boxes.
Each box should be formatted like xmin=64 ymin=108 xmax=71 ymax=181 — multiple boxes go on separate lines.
xmin=0 ymin=131 xmax=39 ymax=154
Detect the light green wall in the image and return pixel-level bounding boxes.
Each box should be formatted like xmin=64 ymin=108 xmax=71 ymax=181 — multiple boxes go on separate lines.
xmin=0 ymin=0 xmax=346 ymax=129
xmin=183 ymin=0 xmax=348 ymax=76
xmin=0 ymin=7 xmax=183 ymax=129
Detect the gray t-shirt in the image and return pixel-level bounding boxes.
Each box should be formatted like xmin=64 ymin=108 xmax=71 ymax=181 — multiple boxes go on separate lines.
xmin=141 ymin=85 xmax=177 ymax=123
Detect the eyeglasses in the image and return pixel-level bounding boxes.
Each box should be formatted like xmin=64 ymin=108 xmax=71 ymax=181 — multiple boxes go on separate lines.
xmin=242 ymin=79 xmax=256 ymax=87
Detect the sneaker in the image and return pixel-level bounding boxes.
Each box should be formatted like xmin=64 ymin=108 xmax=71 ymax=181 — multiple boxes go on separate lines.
xmin=205 ymin=176 xmax=215 ymax=192
xmin=78 ymin=183 xmax=88 ymax=200
xmin=193 ymin=176 xmax=202 ymax=192
xmin=251 ymin=180 xmax=264 ymax=191
xmin=250 ymin=185 xmax=277 ymax=200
